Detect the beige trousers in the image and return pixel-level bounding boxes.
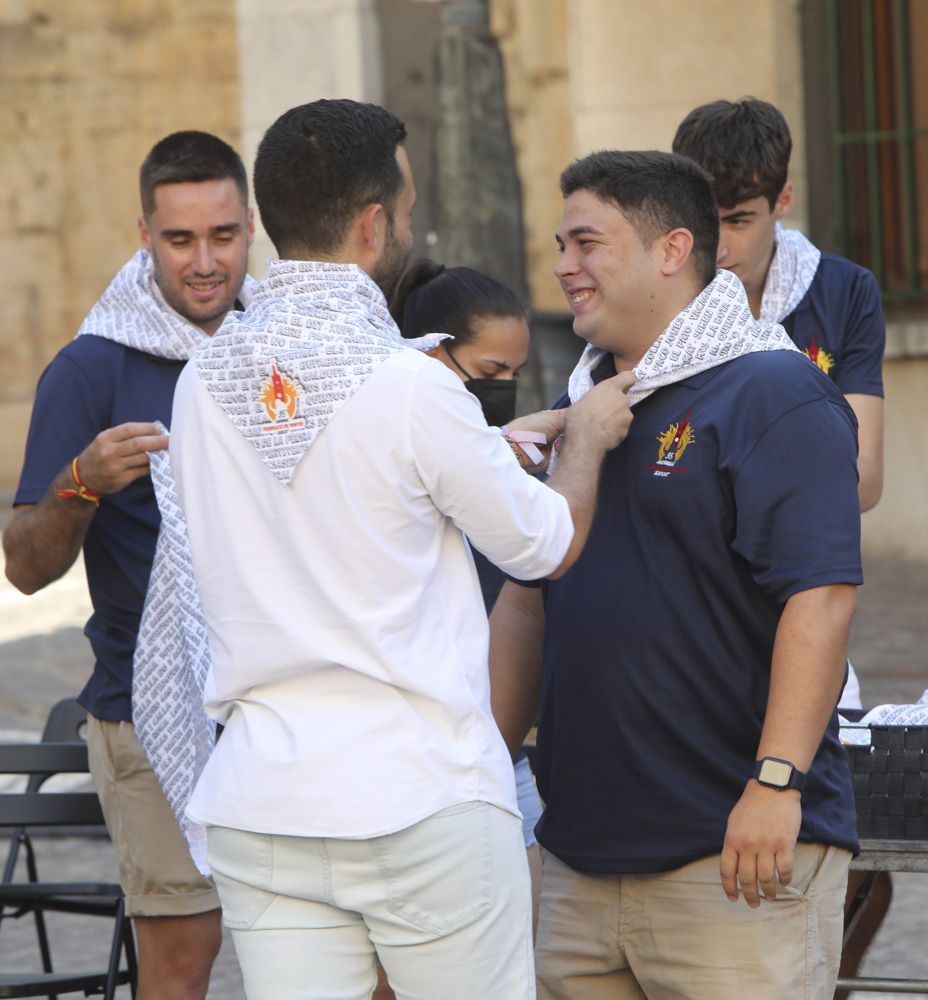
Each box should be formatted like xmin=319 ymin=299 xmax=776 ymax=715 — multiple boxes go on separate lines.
xmin=536 ymin=843 xmax=851 ymax=1000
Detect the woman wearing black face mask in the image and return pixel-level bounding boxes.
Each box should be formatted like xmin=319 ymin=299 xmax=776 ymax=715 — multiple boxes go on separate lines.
xmin=381 ymin=259 xmax=542 ymax=1000
xmin=390 ymin=259 xmax=530 ymax=428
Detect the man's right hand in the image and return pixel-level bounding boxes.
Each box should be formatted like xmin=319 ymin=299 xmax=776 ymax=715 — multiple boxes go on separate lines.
xmin=76 ymin=422 xmax=169 ymax=496
xmin=564 ymin=370 xmax=635 ymax=453
xmin=4 ymin=421 xmax=169 ymax=596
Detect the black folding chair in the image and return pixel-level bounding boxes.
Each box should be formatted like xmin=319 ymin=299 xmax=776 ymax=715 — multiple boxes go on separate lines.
xmin=0 ymin=699 xmax=137 ymax=998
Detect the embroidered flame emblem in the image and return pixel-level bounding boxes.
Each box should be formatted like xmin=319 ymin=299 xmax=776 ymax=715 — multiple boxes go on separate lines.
xmin=657 ymin=409 xmax=694 ymax=463
xmin=805 ymin=337 xmax=834 ymax=375
xmin=259 ymin=364 xmax=301 ymax=422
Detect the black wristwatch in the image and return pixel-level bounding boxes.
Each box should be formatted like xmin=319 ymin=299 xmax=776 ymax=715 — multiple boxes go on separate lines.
xmin=753 ymin=756 xmax=806 ymax=792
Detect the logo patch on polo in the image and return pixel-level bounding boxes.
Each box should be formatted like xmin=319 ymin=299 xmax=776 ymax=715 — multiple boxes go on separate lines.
xmin=258 ymin=363 xmax=306 ymax=433
xmin=804 ymin=337 xmax=834 ymax=376
xmin=647 ymin=409 xmax=694 ymax=477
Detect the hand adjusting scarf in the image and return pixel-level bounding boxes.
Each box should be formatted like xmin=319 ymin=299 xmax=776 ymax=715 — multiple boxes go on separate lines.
xmin=133 ymin=261 xmax=447 ymax=874
xmin=566 ymin=268 xmax=800 ymax=408
xmin=77 ymin=248 xmax=256 ymax=358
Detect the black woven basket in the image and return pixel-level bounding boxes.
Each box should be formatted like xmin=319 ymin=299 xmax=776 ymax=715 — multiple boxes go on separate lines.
xmin=845 ymin=725 xmax=928 ymax=840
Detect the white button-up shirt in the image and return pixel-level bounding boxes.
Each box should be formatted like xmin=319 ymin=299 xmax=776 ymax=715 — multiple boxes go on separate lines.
xmin=172 ymin=349 xmax=572 ymax=838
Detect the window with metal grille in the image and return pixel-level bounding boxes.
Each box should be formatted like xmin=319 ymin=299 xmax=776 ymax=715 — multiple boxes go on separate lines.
xmin=804 ymin=0 xmax=928 ymax=307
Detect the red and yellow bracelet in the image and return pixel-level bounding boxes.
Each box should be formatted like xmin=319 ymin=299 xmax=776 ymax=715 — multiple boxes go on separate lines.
xmin=56 ymin=457 xmax=101 ymax=506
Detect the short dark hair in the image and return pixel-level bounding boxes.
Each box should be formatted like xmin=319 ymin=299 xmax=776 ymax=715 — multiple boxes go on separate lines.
xmin=559 ymin=150 xmax=719 ymax=287
xmin=390 ymin=259 xmax=526 ymax=341
xmin=139 ymin=131 xmax=248 ymax=217
xmin=671 ymin=98 xmax=791 ymax=210
xmin=253 ymin=99 xmax=408 ymax=257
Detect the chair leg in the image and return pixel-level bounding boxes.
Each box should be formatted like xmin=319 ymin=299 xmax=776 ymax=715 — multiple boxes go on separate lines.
xmin=102 ymin=897 xmax=130 ymax=1000
xmin=124 ymin=911 xmax=139 ymax=999
xmin=22 ymin=836 xmax=56 ymax=978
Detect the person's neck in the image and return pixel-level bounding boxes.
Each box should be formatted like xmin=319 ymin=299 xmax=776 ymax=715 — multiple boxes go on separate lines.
xmin=747 ymin=243 xmax=778 ymax=318
xmin=612 ymin=275 xmax=706 ymax=369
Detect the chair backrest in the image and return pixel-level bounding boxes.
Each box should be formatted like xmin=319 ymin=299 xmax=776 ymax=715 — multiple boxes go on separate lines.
xmin=39 ymin=699 xmax=88 ymax=744
xmin=0 ymin=743 xmax=105 ymax=829
xmin=27 ymin=698 xmax=90 ymax=795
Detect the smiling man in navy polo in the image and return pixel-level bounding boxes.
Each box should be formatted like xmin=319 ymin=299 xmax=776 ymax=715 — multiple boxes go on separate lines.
xmin=490 ymin=150 xmax=861 ymax=1000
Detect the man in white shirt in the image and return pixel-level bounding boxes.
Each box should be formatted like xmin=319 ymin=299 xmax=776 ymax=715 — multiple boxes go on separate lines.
xmin=168 ymin=99 xmax=634 ymax=1000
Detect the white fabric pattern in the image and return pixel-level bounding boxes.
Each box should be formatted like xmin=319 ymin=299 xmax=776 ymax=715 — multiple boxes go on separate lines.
xmin=759 ymin=224 xmax=821 ymax=325
xmin=77 ymin=249 xmax=256 ymax=359
xmin=196 ymin=259 xmax=447 ymax=484
xmin=134 ymin=260 xmax=447 ymax=872
xmin=567 ymin=268 xmax=799 ymax=408
xmin=133 ymin=428 xmax=214 ymax=873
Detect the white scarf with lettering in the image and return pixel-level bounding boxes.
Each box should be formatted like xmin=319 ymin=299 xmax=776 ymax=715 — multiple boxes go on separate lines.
xmin=77 ymin=249 xmax=256 ymax=358
xmin=567 ymin=268 xmax=800 ymax=407
xmin=759 ymin=224 xmax=821 ymax=325
xmin=134 ymin=261 xmax=446 ymax=873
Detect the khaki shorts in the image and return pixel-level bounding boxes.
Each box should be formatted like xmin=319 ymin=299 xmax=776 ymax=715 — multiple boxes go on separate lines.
xmin=86 ymin=716 xmax=220 ymax=918
xmin=536 ymin=842 xmax=851 ymax=1000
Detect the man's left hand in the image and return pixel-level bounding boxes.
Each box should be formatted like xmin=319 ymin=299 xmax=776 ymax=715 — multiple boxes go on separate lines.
xmin=719 ymin=781 xmax=802 ymax=908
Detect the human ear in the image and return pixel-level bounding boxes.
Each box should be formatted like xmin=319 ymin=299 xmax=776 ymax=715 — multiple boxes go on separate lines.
xmin=774 ymin=181 xmax=793 ymax=220
xmin=358 ymin=203 xmax=386 ymax=254
xmin=659 ymin=228 xmax=694 ymax=276
xmin=138 ymin=215 xmax=152 ymax=252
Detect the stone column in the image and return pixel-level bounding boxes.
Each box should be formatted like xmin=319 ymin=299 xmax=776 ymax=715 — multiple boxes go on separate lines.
xmin=235 ymin=0 xmax=384 ymax=276
xmin=433 ymin=0 xmax=527 ymax=299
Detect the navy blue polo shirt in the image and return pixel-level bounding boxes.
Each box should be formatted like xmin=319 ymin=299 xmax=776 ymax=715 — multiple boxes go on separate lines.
xmin=782 ymin=252 xmax=884 ymax=397
xmin=533 ymin=349 xmax=862 ymax=874
xmin=14 ymin=336 xmax=185 ymax=722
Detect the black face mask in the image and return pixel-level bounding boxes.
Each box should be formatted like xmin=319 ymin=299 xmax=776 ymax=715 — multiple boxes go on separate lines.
xmin=446 ymin=349 xmax=518 ymax=427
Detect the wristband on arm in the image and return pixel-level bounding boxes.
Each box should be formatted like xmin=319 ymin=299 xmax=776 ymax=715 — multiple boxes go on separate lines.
xmin=500 ymin=426 xmax=546 ymax=466
xmin=56 ymin=457 xmax=101 ymax=506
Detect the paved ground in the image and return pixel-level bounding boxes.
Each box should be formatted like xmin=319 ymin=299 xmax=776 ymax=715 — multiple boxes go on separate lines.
xmin=0 ymin=495 xmax=926 ymax=997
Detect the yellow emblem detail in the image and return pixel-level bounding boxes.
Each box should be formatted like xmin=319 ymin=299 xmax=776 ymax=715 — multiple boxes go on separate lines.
xmin=259 ymin=363 xmax=301 ymax=422
xmin=804 ymin=337 xmax=834 ymax=376
xmin=657 ymin=420 xmax=694 ymax=463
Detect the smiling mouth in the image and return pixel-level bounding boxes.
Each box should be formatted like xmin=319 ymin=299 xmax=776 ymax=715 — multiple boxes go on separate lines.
xmin=568 ymin=288 xmax=595 ymax=307
xmin=188 ymin=280 xmax=224 ymax=297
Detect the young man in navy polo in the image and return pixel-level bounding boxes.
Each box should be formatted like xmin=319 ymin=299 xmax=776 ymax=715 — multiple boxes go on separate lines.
xmin=672 ymin=97 xmax=884 ymax=513
xmin=490 ymin=150 xmax=861 ymax=999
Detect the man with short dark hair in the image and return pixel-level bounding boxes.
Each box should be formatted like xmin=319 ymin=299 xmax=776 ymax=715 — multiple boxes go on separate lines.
xmin=4 ymin=129 xmax=254 ymax=1000
xmin=491 ymin=149 xmax=861 ymax=999
xmin=156 ymin=98 xmax=634 ymax=1000
xmin=672 ymin=97 xmax=885 ymax=514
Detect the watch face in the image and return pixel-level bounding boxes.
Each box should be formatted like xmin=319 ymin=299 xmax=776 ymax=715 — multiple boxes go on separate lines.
xmin=759 ymin=758 xmax=793 ymax=787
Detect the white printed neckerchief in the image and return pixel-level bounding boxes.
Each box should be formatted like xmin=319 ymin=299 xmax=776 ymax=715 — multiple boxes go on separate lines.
xmin=196 ymin=259 xmax=447 ymax=484
xmin=567 ymin=268 xmax=800 ymax=408
xmin=759 ymin=224 xmax=821 ymax=325
xmin=134 ymin=260 xmax=448 ymax=873
xmin=77 ymin=249 xmax=256 ymax=359
xmin=133 ymin=429 xmax=214 ymax=873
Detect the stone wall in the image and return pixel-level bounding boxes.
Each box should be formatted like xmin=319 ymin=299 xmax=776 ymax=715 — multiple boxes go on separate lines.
xmin=490 ymin=0 xmax=808 ymax=309
xmin=862 ymin=357 xmax=928 ymax=560
xmin=490 ymin=0 xmax=571 ymax=311
xmin=0 ymin=0 xmax=242 ymax=486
